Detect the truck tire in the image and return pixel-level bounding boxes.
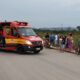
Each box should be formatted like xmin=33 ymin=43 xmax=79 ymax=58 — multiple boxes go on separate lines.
xmin=34 ymin=50 xmax=40 ymax=54
xmin=16 ymin=45 xmax=25 ymax=54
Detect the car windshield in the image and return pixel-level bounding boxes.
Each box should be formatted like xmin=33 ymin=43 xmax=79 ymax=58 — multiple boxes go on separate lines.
xmin=18 ymin=27 xmax=37 ymax=36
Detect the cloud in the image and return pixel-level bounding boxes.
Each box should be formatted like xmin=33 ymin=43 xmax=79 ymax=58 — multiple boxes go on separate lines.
xmin=0 ymin=0 xmax=80 ymax=27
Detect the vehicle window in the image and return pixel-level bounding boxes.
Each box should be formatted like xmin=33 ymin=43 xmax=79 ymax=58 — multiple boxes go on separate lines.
xmin=11 ymin=28 xmax=18 ymax=36
xmin=18 ymin=27 xmax=36 ymax=36
xmin=0 ymin=26 xmax=3 ymax=30
xmin=6 ymin=27 xmax=11 ymax=35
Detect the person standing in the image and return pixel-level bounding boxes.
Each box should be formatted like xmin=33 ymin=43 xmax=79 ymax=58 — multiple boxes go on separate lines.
xmin=61 ymin=36 xmax=67 ymax=51
xmin=49 ymin=33 xmax=55 ymax=48
xmin=45 ymin=33 xmax=49 ymax=41
xmin=0 ymin=31 xmax=5 ymax=47
xmin=44 ymin=33 xmax=50 ymax=48
xmin=67 ymin=33 xmax=74 ymax=52
xmin=76 ymin=39 xmax=80 ymax=55
xmin=55 ymin=34 xmax=58 ymax=46
xmin=59 ymin=35 xmax=63 ymax=50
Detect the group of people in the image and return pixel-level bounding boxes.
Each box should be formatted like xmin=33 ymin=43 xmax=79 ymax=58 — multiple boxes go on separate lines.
xmin=44 ymin=32 xmax=79 ymax=53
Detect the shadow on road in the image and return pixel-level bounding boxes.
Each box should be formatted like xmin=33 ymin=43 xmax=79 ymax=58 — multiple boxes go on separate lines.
xmin=0 ymin=49 xmax=42 ymax=55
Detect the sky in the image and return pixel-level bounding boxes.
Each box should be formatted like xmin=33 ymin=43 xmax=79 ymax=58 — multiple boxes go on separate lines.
xmin=0 ymin=0 xmax=80 ymax=28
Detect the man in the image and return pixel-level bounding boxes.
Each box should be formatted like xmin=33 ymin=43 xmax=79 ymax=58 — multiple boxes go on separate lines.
xmin=45 ymin=33 xmax=49 ymax=41
xmin=55 ymin=34 xmax=59 ymax=46
xmin=0 ymin=32 xmax=5 ymax=47
xmin=49 ymin=33 xmax=55 ymax=48
xmin=44 ymin=33 xmax=50 ymax=48
xmin=76 ymin=39 xmax=80 ymax=55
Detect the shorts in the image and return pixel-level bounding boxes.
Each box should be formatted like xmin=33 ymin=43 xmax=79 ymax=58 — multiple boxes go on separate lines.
xmin=61 ymin=44 xmax=65 ymax=49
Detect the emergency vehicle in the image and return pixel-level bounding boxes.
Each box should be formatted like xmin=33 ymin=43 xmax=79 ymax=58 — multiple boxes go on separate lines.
xmin=0 ymin=21 xmax=43 ymax=53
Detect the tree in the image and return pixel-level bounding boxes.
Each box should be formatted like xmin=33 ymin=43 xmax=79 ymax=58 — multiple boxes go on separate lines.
xmin=77 ymin=26 xmax=80 ymax=31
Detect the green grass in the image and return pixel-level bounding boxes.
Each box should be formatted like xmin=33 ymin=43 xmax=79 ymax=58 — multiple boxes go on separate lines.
xmin=73 ymin=31 xmax=80 ymax=46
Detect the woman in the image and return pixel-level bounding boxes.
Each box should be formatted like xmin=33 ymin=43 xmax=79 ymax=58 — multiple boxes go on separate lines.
xmin=67 ymin=33 xmax=74 ymax=51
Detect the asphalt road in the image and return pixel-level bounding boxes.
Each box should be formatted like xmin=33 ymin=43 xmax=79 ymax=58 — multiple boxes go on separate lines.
xmin=0 ymin=48 xmax=80 ymax=80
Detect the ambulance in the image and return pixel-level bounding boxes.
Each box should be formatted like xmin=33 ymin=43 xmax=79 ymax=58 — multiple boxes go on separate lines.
xmin=0 ymin=21 xmax=43 ymax=53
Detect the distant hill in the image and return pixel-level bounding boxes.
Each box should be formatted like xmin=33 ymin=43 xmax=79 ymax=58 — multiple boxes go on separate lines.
xmin=33 ymin=27 xmax=77 ymax=31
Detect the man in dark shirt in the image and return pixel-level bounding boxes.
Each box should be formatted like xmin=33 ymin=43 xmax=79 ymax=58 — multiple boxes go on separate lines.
xmin=45 ymin=33 xmax=49 ymax=41
xmin=77 ymin=39 xmax=80 ymax=54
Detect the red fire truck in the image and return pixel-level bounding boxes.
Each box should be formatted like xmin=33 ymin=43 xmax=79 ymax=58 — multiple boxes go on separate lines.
xmin=0 ymin=21 xmax=43 ymax=53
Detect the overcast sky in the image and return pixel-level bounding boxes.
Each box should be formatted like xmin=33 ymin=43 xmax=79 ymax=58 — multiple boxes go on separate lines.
xmin=0 ymin=0 xmax=80 ymax=28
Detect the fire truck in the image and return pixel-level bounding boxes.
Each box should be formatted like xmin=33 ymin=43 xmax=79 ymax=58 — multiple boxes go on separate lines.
xmin=0 ymin=21 xmax=43 ymax=53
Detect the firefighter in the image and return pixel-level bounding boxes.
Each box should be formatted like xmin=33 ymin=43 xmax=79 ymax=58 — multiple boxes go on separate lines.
xmin=0 ymin=32 xmax=5 ymax=47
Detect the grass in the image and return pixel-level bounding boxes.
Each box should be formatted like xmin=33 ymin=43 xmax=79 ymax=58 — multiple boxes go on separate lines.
xmin=73 ymin=31 xmax=80 ymax=46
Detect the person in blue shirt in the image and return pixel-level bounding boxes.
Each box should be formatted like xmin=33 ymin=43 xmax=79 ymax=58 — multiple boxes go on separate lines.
xmin=49 ymin=33 xmax=55 ymax=48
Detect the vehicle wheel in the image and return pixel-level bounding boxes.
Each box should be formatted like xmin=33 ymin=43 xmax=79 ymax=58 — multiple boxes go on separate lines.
xmin=16 ymin=45 xmax=25 ymax=54
xmin=34 ymin=50 xmax=40 ymax=54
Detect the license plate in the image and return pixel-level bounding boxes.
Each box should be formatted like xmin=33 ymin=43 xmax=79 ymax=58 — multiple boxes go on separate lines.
xmin=36 ymin=48 xmax=40 ymax=50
